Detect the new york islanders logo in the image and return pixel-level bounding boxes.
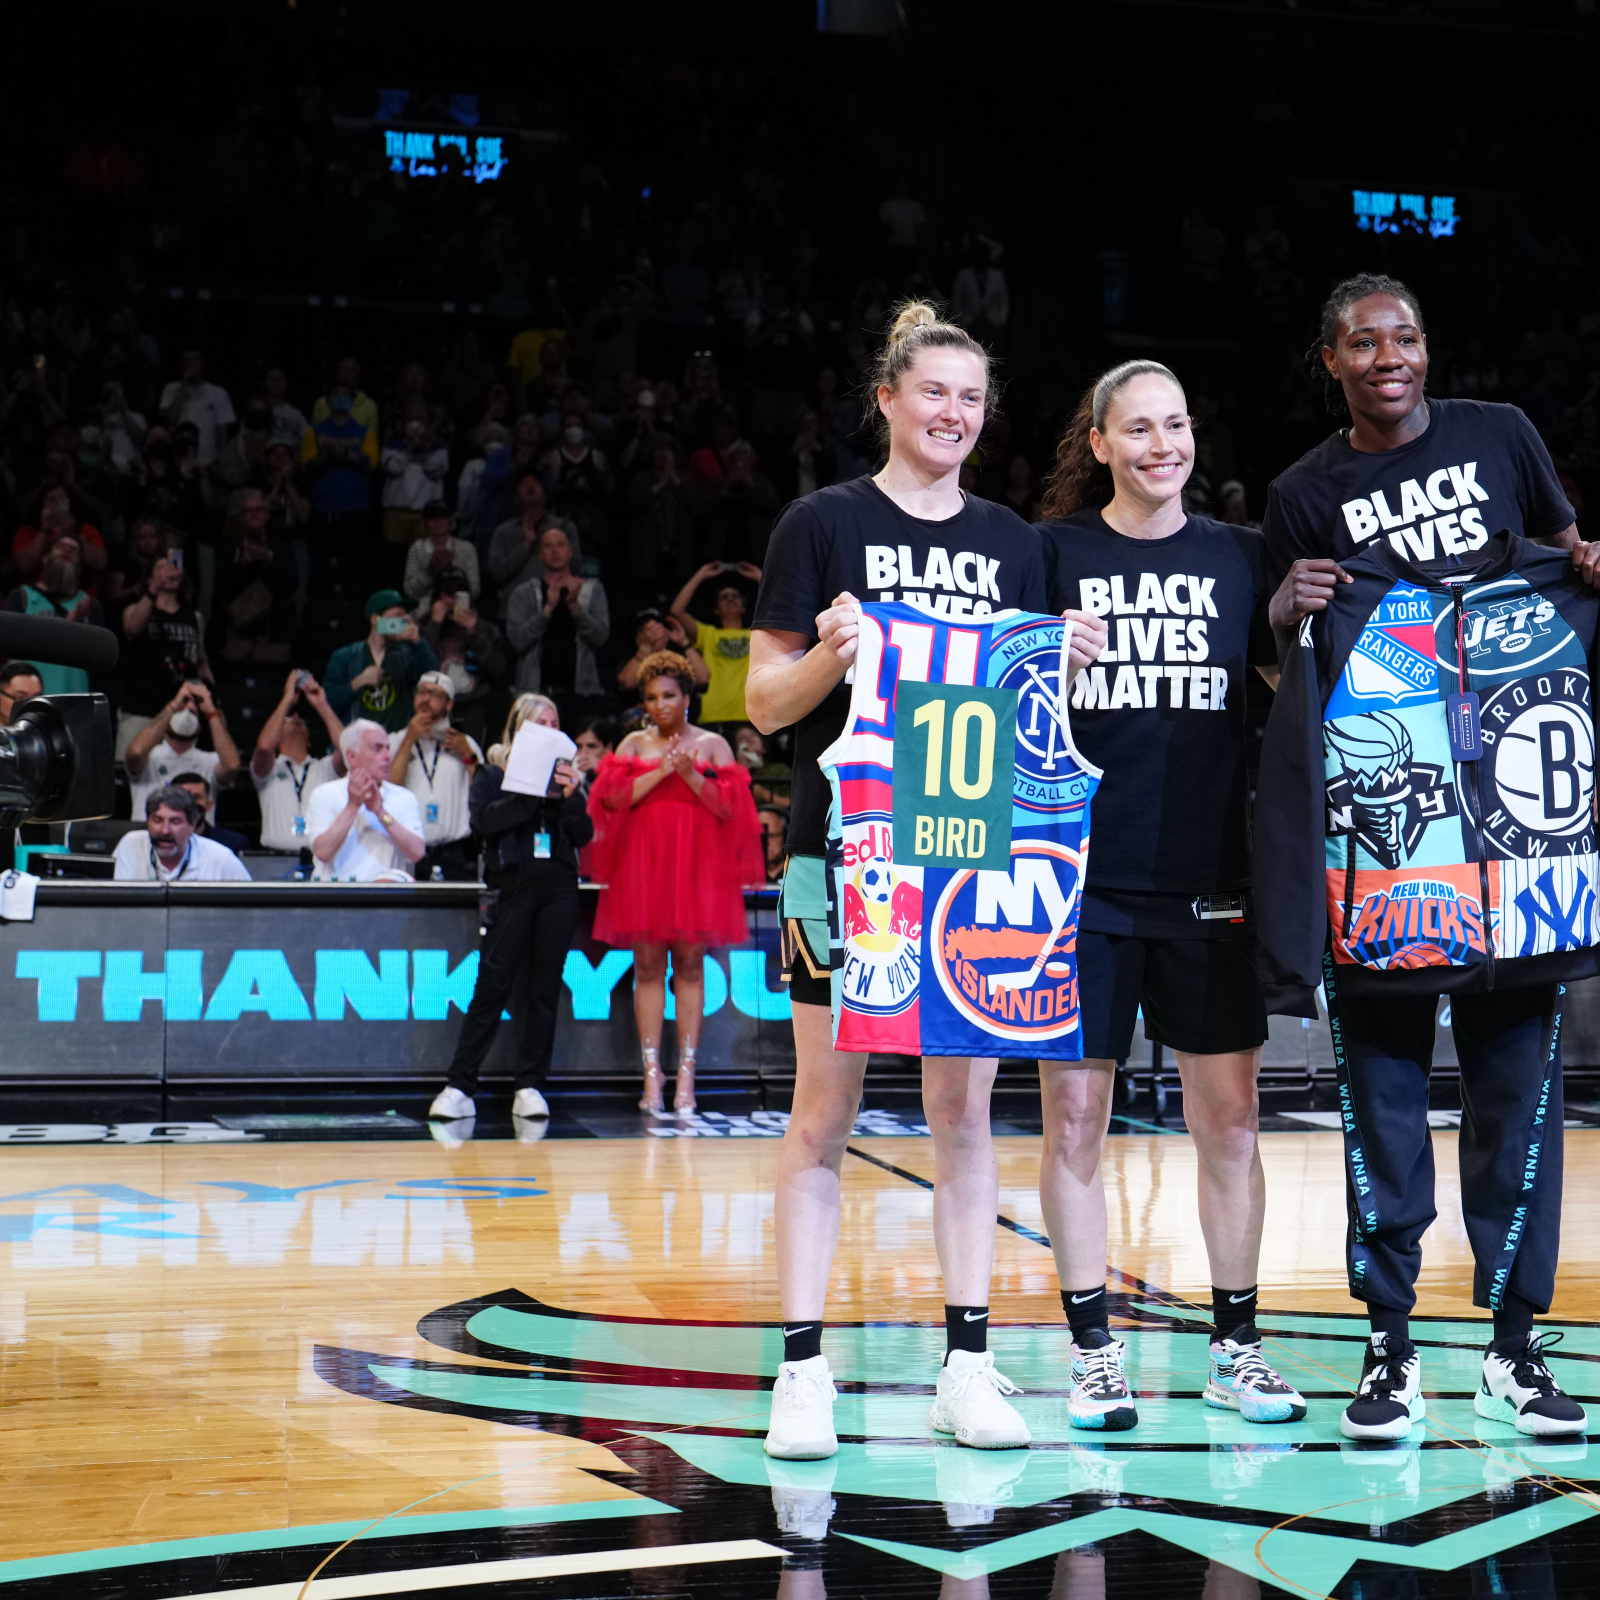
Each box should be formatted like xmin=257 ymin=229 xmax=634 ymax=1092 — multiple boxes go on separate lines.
xmin=930 ymin=841 xmax=1083 ymax=1042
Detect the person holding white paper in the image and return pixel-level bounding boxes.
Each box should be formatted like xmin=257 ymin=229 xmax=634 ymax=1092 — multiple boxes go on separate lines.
xmin=429 ymin=694 xmax=590 ymax=1131
xmin=585 ymin=650 xmax=764 ymax=1115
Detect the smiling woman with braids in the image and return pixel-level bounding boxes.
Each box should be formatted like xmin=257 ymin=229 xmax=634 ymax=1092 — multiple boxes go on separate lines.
xmin=1260 ymin=272 xmax=1593 ymax=1443
xmin=586 ymin=649 xmax=762 ymax=1117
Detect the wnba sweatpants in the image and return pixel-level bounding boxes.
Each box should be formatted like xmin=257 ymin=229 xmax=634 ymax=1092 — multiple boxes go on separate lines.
xmin=1321 ymin=961 xmax=1564 ymax=1315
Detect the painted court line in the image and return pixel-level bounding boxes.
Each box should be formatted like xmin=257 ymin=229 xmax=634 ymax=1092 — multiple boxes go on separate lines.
xmin=155 ymin=1539 xmax=787 ymax=1599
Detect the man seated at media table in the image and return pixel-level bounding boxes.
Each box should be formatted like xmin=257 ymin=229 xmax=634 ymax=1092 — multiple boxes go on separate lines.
xmin=113 ymin=786 xmax=252 ymax=883
xmin=171 ymin=772 xmax=251 ymax=856
xmin=307 ymin=718 xmax=426 ymax=882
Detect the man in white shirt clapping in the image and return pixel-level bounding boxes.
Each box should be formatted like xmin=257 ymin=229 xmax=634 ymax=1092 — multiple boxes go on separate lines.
xmin=388 ymin=670 xmax=482 ymax=880
xmin=113 ymin=787 xmax=251 ymax=882
xmin=307 ymin=719 xmax=427 ymax=882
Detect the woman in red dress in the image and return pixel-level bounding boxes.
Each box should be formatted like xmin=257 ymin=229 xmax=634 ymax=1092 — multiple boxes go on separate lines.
xmin=587 ymin=650 xmax=763 ymax=1114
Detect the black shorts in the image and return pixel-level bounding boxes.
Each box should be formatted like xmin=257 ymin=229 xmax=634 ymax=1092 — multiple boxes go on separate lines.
xmin=781 ymin=915 xmax=833 ymax=1008
xmin=1077 ymin=930 xmax=1268 ymax=1061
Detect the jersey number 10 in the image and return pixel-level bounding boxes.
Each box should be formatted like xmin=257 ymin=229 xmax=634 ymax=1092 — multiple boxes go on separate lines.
xmin=893 ymin=682 xmax=1016 ymax=872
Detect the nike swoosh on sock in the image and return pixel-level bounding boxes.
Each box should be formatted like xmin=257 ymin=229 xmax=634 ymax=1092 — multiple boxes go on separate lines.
xmin=963 ymin=1310 xmax=988 ymax=1322
xmin=1228 ymin=1292 xmax=1255 ymax=1303
xmin=782 ymin=1326 xmax=817 ymax=1337
xmin=1070 ymin=1293 xmax=1101 ymax=1304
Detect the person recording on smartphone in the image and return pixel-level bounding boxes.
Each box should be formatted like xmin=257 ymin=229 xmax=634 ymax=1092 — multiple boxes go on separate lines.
xmin=322 ymin=589 xmax=438 ymax=733
xmin=668 ymin=558 xmax=761 ymax=733
xmin=251 ymin=667 xmax=349 ymax=856
xmin=388 ymin=670 xmax=483 ymax=881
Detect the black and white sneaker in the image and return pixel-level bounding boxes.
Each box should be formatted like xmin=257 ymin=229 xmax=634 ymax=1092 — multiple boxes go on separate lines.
xmin=1476 ymin=1332 xmax=1589 ymax=1438
xmin=1340 ymin=1333 xmax=1424 ymax=1441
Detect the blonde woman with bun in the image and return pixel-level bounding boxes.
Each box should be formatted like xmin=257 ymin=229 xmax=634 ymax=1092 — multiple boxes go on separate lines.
xmin=748 ymin=300 xmax=1107 ymax=1462
xmin=585 ymin=649 xmax=764 ymax=1115
xmin=427 ymin=692 xmax=588 ymax=1132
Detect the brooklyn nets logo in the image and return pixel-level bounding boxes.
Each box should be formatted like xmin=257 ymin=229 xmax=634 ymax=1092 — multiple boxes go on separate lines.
xmin=1476 ymin=672 xmax=1596 ymax=858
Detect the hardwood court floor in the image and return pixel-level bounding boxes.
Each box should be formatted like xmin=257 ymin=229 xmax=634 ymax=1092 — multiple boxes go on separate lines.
xmin=5 ymin=1130 xmax=1600 ymax=1598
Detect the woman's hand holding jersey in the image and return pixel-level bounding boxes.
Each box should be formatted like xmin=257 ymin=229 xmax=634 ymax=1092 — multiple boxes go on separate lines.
xmin=815 ymin=591 xmax=862 ymax=664
xmin=1058 ymin=608 xmax=1108 ymax=681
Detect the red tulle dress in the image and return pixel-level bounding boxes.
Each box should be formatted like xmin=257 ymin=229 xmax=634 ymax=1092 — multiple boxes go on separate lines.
xmin=587 ymin=752 xmax=765 ymax=947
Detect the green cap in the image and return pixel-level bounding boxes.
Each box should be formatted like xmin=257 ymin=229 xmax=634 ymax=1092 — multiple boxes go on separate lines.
xmin=365 ymin=588 xmax=406 ymax=617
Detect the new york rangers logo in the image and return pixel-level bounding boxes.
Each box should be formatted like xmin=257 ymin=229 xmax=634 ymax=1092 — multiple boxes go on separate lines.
xmin=930 ymin=841 xmax=1083 ymax=1042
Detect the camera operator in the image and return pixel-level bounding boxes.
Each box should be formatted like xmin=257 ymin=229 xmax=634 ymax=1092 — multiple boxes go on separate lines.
xmin=251 ymin=668 xmax=348 ymax=853
xmin=125 ymin=679 xmax=240 ymax=821
xmin=388 ymin=671 xmax=481 ymax=881
xmin=113 ymin=786 xmax=250 ymax=882
xmin=0 ymin=663 xmax=43 ymax=722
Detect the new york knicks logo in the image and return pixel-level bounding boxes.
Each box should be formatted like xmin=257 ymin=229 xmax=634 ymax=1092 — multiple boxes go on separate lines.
xmin=839 ymin=819 xmax=923 ymax=1017
xmin=991 ymin=622 xmax=1095 ymax=814
xmin=930 ymin=840 xmax=1082 ymax=1041
xmin=1341 ymin=876 xmax=1486 ymax=968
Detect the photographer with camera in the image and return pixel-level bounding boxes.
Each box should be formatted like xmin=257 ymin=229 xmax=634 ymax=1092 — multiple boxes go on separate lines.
xmin=0 ymin=663 xmax=43 ymax=723
xmin=323 ymin=590 xmax=439 ymax=734
xmin=388 ymin=670 xmax=482 ymax=881
xmin=113 ymin=785 xmax=250 ymax=883
xmin=125 ymin=679 xmax=240 ymax=821
xmin=251 ymin=668 xmax=348 ymax=853
xmin=118 ymin=543 xmax=208 ymax=756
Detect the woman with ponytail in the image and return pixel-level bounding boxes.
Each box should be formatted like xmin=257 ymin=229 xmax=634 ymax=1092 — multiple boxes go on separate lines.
xmin=1035 ymin=360 xmax=1310 ymax=1434
xmin=746 ymin=300 xmax=1105 ymax=1465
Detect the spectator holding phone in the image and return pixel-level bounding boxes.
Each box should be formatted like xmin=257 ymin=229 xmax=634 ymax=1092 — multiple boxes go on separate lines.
xmin=388 ymin=670 xmax=483 ymax=880
xmin=125 ymin=679 xmax=241 ymax=820
xmin=323 ymin=589 xmax=439 ymax=733
xmin=251 ymin=668 xmax=349 ymax=853
xmin=669 ymin=559 xmax=760 ymax=731
xmin=616 ymin=607 xmax=709 ymax=701
xmin=416 ymin=568 xmax=508 ymax=749
xmin=118 ymin=541 xmax=210 ymax=756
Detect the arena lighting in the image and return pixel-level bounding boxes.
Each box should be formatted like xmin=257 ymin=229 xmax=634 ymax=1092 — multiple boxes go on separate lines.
xmin=1353 ymin=189 xmax=1458 ymax=238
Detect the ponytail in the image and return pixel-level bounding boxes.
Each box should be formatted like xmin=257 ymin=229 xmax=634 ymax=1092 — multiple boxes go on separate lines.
xmin=863 ymin=298 xmax=994 ymax=462
xmin=1040 ymin=359 xmax=1182 ymax=519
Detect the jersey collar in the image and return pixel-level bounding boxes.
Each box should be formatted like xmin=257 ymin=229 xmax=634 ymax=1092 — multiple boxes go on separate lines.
xmin=1365 ymin=526 xmax=1520 ymax=589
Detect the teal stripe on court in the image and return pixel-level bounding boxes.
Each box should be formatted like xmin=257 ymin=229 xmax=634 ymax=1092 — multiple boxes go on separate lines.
xmin=0 ymin=1498 xmax=677 ymax=1585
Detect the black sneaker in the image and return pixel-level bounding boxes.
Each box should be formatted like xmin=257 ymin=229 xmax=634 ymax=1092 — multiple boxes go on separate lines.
xmin=1476 ymin=1332 xmax=1589 ymax=1438
xmin=1340 ymin=1333 xmax=1424 ymax=1441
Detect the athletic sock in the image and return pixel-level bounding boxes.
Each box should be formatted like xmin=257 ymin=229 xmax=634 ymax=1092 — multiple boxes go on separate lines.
xmin=1212 ymin=1285 xmax=1259 ymax=1344
xmin=1491 ymin=1294 xmax=1537 ymax=1352
xmin=1368 ymin=1304 xmax=1410 ymax=1345
xmin=782 ymin=1322 xmax=823 ymax=1365
xmin=945 ymin=1305 xmax=989 ymax=1358
xmin=1062 ymin=1285 xmax=1110 ymax=1346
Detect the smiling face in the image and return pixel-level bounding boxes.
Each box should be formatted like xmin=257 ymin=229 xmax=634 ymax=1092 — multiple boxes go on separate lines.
xmin=1325 ymin=292 xmax=1428 ymax=431
xmin=1091 ymin=373 xmax=1193 ymax=510
xmin=642 ymin=674 xmax=689 ymax=735
xmin=879 ymin=346 xmax=987 ymax=479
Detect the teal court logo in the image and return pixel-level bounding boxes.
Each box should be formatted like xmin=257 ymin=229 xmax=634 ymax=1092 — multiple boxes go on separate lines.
xmin=315 ymin=1287 xmax=1600 ymax=1596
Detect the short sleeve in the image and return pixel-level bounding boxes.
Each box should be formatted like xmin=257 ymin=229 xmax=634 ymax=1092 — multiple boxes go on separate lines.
xmin=1509 ymin=406 xmax=1577 ymax=539
xmin=388 ymin=785 xmax=424 ymax=834
xmin=306 ymin=783 xmax=340 ymax=839
xmin=1261 ymin=480 xmax=1325 ymax=589
xmin=753 ymin=500 xmax=828 ymax=637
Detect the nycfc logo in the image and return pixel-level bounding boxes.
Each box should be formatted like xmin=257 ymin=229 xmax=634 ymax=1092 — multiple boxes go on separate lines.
xmin=991 ymin=623 xmax=1093 ymax=813
xmin=930 ymin=840 xmax=1082 ymax=1041
xmin=1477 ymin=674 xmax=1596 ymax=858
xmin=839 ymin=819 xmax=923 ymax=1017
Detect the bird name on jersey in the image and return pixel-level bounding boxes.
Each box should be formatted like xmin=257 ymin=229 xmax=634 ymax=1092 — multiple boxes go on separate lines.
xmin=1340 ymin=461 xmax=1492 ymax=561
xmin=863 ymin=545 xmax=1002 ymax=619
xmin=1068 ymin=573 xmax=1230 ymax=712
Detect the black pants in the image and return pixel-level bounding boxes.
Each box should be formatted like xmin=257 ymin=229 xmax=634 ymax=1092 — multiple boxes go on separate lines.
xmin=447 ymin=864 xmax=579 ymax=1092
xmin=1323 ymin=957 xmax=1565 ymax=1316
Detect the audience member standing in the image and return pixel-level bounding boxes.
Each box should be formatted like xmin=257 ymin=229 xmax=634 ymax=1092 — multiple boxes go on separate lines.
xmin=487 ymin=474 xmax=578 ymax=612
xmin=505 ymin=527 xmax=609 ymax=717
xmin=587 ymin=651 xmax=762 ymax=1115
xmin=158 ymin=348 xmax=235 ymax=467
xmin=118 ymin=548 xmax=209 ymax=755
xmin=388 ymin=671 xmax=483 ymax=880
xmin=428 ymin=693 xmax=591 ymax=1130
xmin=3 ymin=533 xmax=106 ymax=694
xmin=323 ymin=590 xmax=439 ymax=732
xmin=303 ymin=388 xmax=377 ymax=544
xmin=125 ymin=680 xmax=241 ymax=819
xmin=307 ymin=719 xmax=426 ymax=881
xmin=669 ymin=560 xmax=760 ymax=731
xmin=415 ymin=568 xmax=509 ymax=748
xmin=250 ymin=668 xmax=348 ymax=853
xmin=404 ymin=503 xmax=480 ymax=604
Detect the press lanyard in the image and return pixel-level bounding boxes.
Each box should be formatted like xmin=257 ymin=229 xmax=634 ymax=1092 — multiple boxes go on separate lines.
xmin=286 ymin=759 xmax=312 ymax=808
xmin=415 ymin=740 xmax=443 ymax=790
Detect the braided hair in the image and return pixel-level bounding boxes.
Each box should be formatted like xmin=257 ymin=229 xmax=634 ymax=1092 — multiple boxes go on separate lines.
xmin=1307 ymin=273 xmax=1425 ymax=416
xmin=1039 ymin=360 xmax=1183 ymax=519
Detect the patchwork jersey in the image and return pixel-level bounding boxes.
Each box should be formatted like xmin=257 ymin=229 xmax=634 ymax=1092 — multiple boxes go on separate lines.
xmin=818 ymin=601 xmax=1101 ymax=1058
xmin=1256 ymin=530 xmax=1600 ymax=1014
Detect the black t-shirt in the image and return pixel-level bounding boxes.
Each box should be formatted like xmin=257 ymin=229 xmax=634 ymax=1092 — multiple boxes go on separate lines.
xmin=121 ymin=600 xmax=206 ymax=715
xmin=541 ymin=600 xmax=577 ymax=694
xmin=753 ymin=477 xmax=1047 ymax=856
xmin=1261 ymin=399 xmax=1574 ymax=588
xmin=1042 ymin=509 xmax=1275 ymax=901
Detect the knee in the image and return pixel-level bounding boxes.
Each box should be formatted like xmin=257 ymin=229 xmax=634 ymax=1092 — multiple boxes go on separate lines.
xmin=784 ymin=1097 xmax=856 ymax=1163
xmin=1040 ymin=1078 xmax=1112 ymax=1165
xmin=634 ymin=951 xmax=667 ymax=983
xmin=672 ymin=949 xmax=705 ymax=982
xmin=1188 ymin=1097 xmax=1260 ymax=1166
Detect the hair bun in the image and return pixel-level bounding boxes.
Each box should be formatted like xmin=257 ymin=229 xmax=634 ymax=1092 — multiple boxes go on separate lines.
xmin=888 ymin=300 xmax=940 ymax=341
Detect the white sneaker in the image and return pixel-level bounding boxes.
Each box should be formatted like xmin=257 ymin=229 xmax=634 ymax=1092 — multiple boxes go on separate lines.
xmin=429 ymin=1086 xmax=474 ymax=1120
xmin=928 ymin=1349 xmax=1031 ymax=1449
xmin=512 ymin=1087 xmax=550 ymax=1119
xmin=764 ymin=1355 xmax=838 ymax=1459
xmin=1205 ymin=1337 xmax=1308 ymax=1423
xmin=1476 ymin=1332 xmax=1588 ymax=1438
xmin=1068 ymin=1335 xmax=1139 ymax=1432
xmin=511 ymin=1115 xmax=549 ymax=1145
xmin=933 ymin=1436 xmax=1031 ymax=1525
xmin=771 ymin=1485 xmax=836 ymax=1540
xmin=1340 ymin=1334 xmax=1424 ymax=1441
xmin=428 ymin=1116 xmax=474 ymax=1149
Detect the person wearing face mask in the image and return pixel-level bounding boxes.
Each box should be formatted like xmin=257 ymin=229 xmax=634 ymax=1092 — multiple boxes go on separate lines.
xmin=541 ymin=410 xmax=612 ymax=566
xmin=388 ymin=671 xmax=483 ymax=881
xmin=427 ymin=694 xmax=591 ymax=1134
xmin=125 ymin=679 xmax=241 ymax=821
xmin=3 ymin=533 xmax=107 ymax=694
xmin=1034 ymin=360 xmax=1320 ymax=1436
xmin=113 ymin=787 xmax=251 ymax=883
xmin=118 ymin=545 xmax=210 ymax=757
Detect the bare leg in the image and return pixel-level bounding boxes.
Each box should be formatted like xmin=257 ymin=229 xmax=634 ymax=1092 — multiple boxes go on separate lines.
xmin=776 ymin=1002 xmax=867 ymax=1320
xmin=670 ymin=942 xmax=707 ymax=1112
xmin=1175 ymin=1049 xmax=1264 ymax=1290
xmin=633 ymin=943 xmax=668 ymax=1111
xmin=1038 ymin=1058 xmax=1118 ymax=1294
xmin=922 ymin=1056 xmax=999 ymax=1305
